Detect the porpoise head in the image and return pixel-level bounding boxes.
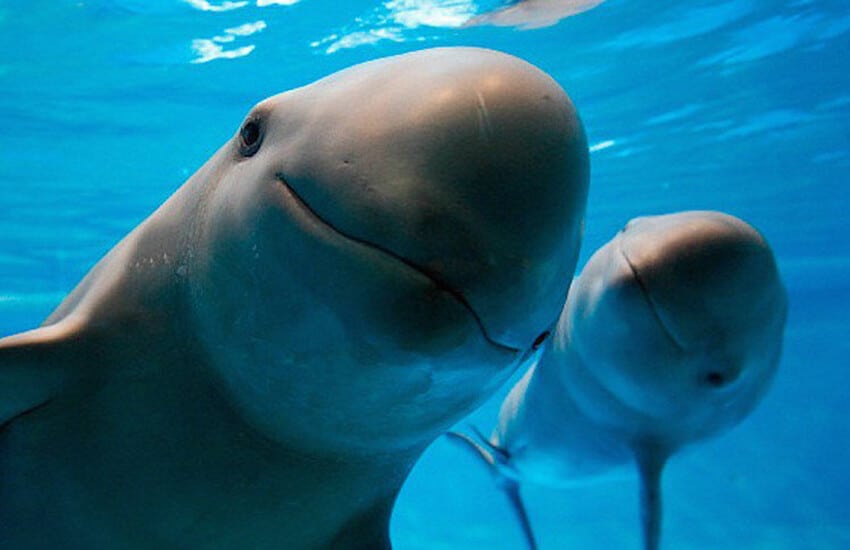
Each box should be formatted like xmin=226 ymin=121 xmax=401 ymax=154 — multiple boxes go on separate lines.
xmin=187 ymin=47 xmax=589 ymax=454
xmin=560 ymin=211 xmax=786 ymax=448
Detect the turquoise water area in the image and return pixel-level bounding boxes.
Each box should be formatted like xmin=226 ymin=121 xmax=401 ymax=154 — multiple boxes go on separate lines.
xmin=1 ymin=1 xmax=848 ymax=548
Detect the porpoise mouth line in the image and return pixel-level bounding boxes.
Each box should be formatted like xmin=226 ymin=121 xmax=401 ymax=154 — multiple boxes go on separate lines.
xmin=619 ymin=246 xmax=686 ymax=352
xmin=276 ymin=173 xmax=520 ymax=355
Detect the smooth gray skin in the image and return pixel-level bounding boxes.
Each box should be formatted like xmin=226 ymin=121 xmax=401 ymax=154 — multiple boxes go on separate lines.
xmin=0 ymin=47 xmax=589 ymax=549
xmin=450 ymin=211 xmax=787 ymax=550
xmin=465 ymin=0 xmax=607 ymax=30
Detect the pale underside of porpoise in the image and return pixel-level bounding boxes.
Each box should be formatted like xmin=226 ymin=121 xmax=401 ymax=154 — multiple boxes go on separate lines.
xmin=449 ymin=211 xmax=787 ymax=550
xmin=0 ymin=47 xmax=590 ymax=549
xmin=465 ymin=0 xmax=608 ymax=30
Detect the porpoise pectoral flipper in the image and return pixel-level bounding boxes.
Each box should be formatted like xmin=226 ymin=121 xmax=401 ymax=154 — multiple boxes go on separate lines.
xmin=0 ymin=318 xmax=85 ymax=428
xmin=634 ymin=444 xmax=668 ymax=550
xmin=449 ymin=211 xmax=787 ymax=550
xmin=446 ymin=429 xmax=538 ymax=550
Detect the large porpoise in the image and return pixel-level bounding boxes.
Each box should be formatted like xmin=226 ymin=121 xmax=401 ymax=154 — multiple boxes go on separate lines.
xmin=0 ymin=47 xmax=590 ymax=548
xmin=449 ymin=211 xmax=787 ymax=550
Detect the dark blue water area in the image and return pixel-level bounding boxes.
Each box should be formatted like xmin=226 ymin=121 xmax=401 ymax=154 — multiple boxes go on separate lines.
xmin=1 ymin=0 xmax=848 ymax=547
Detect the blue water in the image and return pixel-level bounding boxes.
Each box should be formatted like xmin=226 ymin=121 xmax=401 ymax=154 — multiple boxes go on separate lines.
xmin=1 ymin=1 xmax=848 ymax=548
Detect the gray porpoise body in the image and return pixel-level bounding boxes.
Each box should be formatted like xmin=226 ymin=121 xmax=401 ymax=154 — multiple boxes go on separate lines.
xmin=450 ymin=211 xmax=787 ymax=550
xmin=0 ymin=47 xmax=589 ymax=549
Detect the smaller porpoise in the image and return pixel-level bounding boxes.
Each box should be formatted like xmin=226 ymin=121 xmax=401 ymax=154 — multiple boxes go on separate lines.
xmin=465 ymin=0 xmax=608 ymax=30
xmin=449 ymin=211 xmax=788 ymax=550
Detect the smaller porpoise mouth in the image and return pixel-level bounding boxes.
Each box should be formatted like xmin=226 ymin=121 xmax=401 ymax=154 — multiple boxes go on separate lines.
xmin=619 ymin=244 xmax=742 ymax=391
xmin=618 ymin=245 xmax=686 ymax=353
xmin=276 ymin=173 xmax=521 ymax=354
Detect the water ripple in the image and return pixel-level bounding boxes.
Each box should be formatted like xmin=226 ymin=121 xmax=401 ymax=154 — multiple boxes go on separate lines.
xmin=608 ymin=0 xmax=755 ymax=48
xmin=183 ymin=0 xmax=249 ymax=12
xmin=312 ymin=0 xmax=478 ymax=54
xmin=717 ymin=109 xmax=814 ymax=139
xmin=191 ymin=20 xmax=267 ymax=63
xmin=698 ymin=13 xmax=823 ymax=66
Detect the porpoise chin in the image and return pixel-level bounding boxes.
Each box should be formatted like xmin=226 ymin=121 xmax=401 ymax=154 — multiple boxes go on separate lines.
xmin=0 ymin=47 xmax=590 ymax=549
xmin=449 ymin=210 xmax=787 ymax=550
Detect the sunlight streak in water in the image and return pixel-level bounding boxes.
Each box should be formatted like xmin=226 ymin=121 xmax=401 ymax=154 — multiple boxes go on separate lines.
xmin=386 ymin=0 xmax=477 ymax=28
xmin=257 ymin=0 xmax=301 ymax=5
xmin=312 ymin=0 xmax=477 ymax=54
xmin=610 ymin=0 xmax=754 ymax=48
xmin=312 ymin=28 xmax=407 ymax=54
xmin=183 ymin=0 xmax=249 ymax=12
xmin=645 ymin=104 xmax=704 ymax=126
xmin=184 ymin=0 xmax=301 ymax=10
xmin=225 ymin=21 xmax=268 ymax=36
xmin=589 ymin=139 xmax=616 ymax=152
xmin=718 ymin=109 xmax=813 ymax=139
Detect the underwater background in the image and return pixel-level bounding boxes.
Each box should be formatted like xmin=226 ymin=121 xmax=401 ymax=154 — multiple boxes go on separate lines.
xmin=0 ymin=0 xmax=847 ymax=548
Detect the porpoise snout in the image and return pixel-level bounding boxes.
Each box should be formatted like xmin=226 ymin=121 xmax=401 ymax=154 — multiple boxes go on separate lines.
xmin=269 ymin=48 xmax=590 ymax=352
xmin=619 ymin=211 xmax=787 ymax=355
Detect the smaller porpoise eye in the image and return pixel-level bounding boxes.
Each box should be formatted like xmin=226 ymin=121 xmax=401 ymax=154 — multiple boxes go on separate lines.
xmin=704 ymin=371 xmax=727 ymax=388
xmin=239 ymin=119 xmax=263 ymax=157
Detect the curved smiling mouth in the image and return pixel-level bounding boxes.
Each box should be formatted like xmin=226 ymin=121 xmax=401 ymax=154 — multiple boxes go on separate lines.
xmin=619 ymin=245 xmax=686 ymax=353
xmin=276 ymin=173 xmax=520 ymax=354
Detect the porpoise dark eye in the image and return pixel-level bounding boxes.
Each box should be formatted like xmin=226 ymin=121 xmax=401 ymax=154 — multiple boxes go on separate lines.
xmin=239 ymin=119 xmax=262 ymax=157
xmin=705 ymin=372 xmax=726 ymax=387
xmin=531 ymin=330 xmax=550 ymax=350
